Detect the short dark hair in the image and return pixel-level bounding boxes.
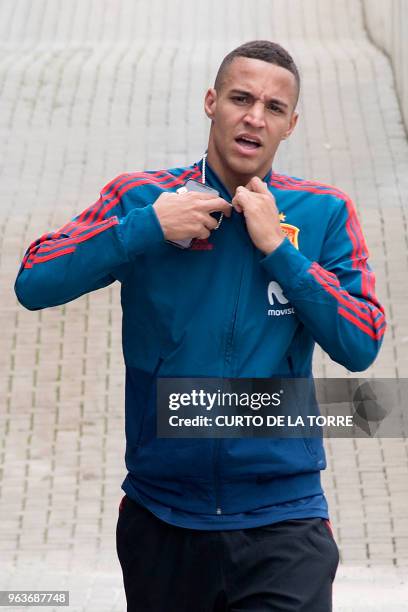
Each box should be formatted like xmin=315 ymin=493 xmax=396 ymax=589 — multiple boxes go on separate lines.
xmin=214 ymin=40 xmax=300 ymax=104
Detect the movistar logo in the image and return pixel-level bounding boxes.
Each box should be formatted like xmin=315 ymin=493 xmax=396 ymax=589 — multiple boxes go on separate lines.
xmin=267 ymin=281 xmax=294 ymax=317
xmin=267 ymin=281 xmax=288 ymax=306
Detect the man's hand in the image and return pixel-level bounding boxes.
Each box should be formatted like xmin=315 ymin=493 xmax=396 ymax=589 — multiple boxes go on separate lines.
xmin=153 ymin=191 xmax=232 ymax=241
xmin=232 ymin=177 xmax=285 ymax=254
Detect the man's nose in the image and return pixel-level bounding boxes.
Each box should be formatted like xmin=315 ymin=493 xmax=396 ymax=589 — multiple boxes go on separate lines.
xmin=244 ymin=102 xmax=266 ymax=128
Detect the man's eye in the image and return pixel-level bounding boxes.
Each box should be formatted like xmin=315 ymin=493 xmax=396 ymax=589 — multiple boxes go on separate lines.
xmin=268 ymin=104 xmax=284 ymax=113
xmin=232 ymin=96 xmax=249 ymax=104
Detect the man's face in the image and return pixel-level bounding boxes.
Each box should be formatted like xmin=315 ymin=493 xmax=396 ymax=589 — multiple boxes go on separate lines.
xmin=204 ymin=57 xmax=299 ymax=182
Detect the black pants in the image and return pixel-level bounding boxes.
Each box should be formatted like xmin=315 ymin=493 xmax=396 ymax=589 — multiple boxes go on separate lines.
xmin=116 ymin=495 xmax=339 ymax=612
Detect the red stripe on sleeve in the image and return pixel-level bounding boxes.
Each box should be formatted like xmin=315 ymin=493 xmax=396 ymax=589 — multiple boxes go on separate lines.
xmin=24 ymin=247 xmax=76 ymax=268
xmin=30 ymin=217 xmax=118 ymax=257
xmin=309 ymin=265 xmax=385 ymax=333
xmin=22 ymin=167 xmax=201 ymax=269
xmin=338 ymin=307 xmax=386 ymax=340
xmin=310 ymin=263 xmax=385 ymax=323
xmin=25 ymin=218 xmax=119 ymax=268
xmin=93 ymin=168 xmax=200 ymax=224
xmin=270 ymin=178 xmax=374 ymax=303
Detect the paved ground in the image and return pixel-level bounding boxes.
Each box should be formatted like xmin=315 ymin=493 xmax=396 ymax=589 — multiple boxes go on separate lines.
xmin=0 ymin=0 xmax=407 ymax=610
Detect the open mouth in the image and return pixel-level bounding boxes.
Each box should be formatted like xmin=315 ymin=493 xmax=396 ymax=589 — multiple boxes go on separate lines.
xmin=235 ymin=136 xmax=262 ymax=150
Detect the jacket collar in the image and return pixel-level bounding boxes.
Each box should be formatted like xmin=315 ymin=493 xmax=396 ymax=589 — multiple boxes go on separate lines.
xmin=195 ymin=156 xmax=273 ymax=201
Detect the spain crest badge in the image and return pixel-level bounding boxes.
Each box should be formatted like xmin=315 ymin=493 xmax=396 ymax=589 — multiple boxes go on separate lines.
xmin=280 ymin=223 xmax=300 ymax=249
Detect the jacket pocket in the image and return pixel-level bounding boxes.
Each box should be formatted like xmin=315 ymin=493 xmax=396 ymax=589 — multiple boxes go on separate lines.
xmin=285 ymin=373 xmax=325 ymax=465
xmin=124 ymin=360 xmax=163 ymax=467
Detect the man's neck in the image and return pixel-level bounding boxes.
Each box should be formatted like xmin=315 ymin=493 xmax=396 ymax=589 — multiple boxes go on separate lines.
xmin=205 ymin=148 xmax=271 ymax=197
xmin=204 ymin=153 xmax=244 ymax=196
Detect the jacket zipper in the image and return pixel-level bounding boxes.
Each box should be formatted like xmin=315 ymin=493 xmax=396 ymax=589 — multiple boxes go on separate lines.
xmin=213 ymin=252 xmax=247 ymax=516
xmin=224 ymin=253 xmax=246 ymax=371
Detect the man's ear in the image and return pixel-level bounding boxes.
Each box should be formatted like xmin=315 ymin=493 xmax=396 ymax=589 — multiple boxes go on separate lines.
xmin=204 ymin=88 xmax=217 ymax=120
xmin=282 ymin=111 xmax=299 ymax=140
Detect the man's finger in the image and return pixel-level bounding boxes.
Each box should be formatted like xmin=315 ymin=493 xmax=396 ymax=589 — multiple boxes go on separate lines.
xmin=232 ymin=186 xmax=251 ymax=210
xmin=246 ymin=176 xmax=270 ymax=194
xmin=202 ymin=215 xmax=220 ymax=231
xmin=200 ymin=198 xmax=232 ymax=217
xmin=197 ymin=227 xmax=211 ymax=240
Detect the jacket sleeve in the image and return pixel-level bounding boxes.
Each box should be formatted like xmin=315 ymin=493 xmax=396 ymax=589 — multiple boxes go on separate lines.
xmin=260 ymin=194 xmax=386 ymax=372
xmin=15 ymin=174 xmax=164 ymax=310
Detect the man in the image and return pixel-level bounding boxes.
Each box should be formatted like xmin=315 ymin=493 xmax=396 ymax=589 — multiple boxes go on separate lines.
xmin=15 ymin=41 xmax=386 ymax=611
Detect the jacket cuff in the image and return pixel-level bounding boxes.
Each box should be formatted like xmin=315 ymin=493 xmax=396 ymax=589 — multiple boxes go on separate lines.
xmin=260 ymin=238 xmax=311 ymax=294
xmin=116 ymin=205 xmax=165 ymax=260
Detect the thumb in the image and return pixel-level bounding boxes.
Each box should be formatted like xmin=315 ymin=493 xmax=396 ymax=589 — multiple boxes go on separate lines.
xmin=247 ymin=176 xmax=270 ymax=194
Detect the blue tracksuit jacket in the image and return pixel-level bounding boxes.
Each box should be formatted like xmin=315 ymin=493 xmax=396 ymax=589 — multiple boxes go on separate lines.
xmin=14 ymin=158 xmax=386 ymax=529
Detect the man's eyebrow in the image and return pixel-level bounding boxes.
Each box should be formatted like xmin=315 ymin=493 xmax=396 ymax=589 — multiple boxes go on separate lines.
xmin=268 ymin=98 xmax=289 ymax=109
xmin=229 ymin=89 xmax=289 ymax=108
xmin=229 ymin=89 xmax=252 ymax=95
